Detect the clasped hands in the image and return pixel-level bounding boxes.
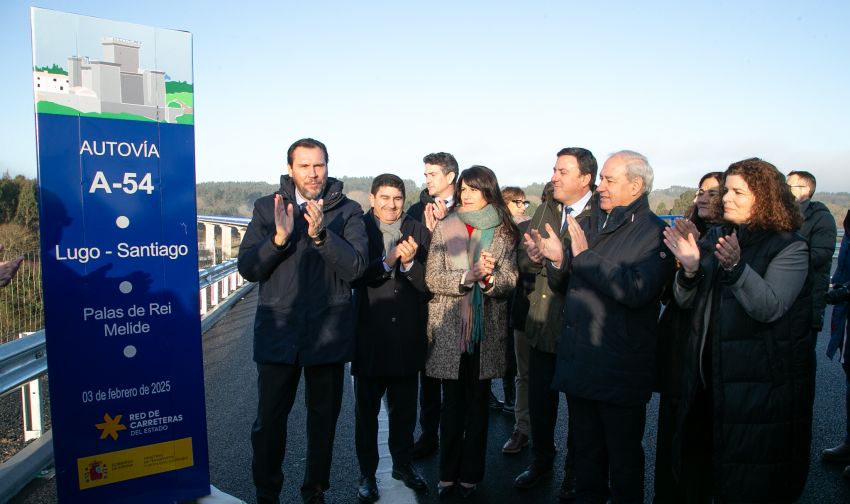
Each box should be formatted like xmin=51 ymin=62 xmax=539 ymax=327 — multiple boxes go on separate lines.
xmin=662 ymin=218 xmax=740 ymax=274
xmin=423 ymin=199 xmax=449 ymax=232
xmin=467 ymin=250 xmax=496 ymax=283
xmin=385 ymin=236 xmax=419 ymax=270
xmin=273 ymin=194 xmax=325 ymax=246
xmin=522 ymin=215 xmax=588 ymax=268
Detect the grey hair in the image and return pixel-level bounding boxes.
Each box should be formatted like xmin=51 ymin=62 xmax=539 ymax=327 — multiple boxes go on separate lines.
xmin=610 ymin=150 xmax=653 ymax=194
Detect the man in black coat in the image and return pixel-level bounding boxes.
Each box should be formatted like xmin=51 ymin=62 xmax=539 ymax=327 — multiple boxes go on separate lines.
xmin=530 ymin=150 xmax=674 ymax=503
xmin=406 ymin=152 xmax=458 ymax=459
xmin=787 ymin=171 xmax=837 ymax=335
xmin=237 ymin=138 xmax=368 ymax=504
xmin=351 ymin=174 xmax=430 ymax=502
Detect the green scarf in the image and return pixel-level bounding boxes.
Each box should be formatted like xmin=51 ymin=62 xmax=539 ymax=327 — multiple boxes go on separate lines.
xmin=447 ymin=204 xmax=501 ymax=352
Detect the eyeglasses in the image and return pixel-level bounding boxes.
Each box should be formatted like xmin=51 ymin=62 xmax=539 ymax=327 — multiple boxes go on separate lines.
xmin=787 ymin=184 xmax=808 ymax=189
xmin=511 ymin=199 xmax=530 ymax=208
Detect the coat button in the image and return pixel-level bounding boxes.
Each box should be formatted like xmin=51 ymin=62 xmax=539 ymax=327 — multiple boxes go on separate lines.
xmin=391 ymin=317 xmax=396 ymax=323
xmin=394 ymin=289 xmax=399 ymax=294
xmin=542 ymin=294 xmax=547 ymax=299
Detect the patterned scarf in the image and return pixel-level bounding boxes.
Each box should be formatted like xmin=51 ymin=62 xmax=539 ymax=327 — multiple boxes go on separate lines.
xmin=444 ymin=204 xmax=501 ymax=353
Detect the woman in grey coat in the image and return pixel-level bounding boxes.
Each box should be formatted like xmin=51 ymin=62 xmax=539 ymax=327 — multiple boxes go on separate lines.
xmin=425 ymin=165 xmax=518 ymax=498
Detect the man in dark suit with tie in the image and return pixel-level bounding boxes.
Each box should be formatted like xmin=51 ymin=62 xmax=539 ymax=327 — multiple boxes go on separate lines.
xmin=352 ymin=174 xmax=431 ymax=502
xmin=238 ymin=138 xmax=368 ymax=504
xmin=514 ymin=147 xmax=598 ymax=501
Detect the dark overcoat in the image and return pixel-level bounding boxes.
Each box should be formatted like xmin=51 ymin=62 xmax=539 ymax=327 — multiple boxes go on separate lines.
xmin=521 ymin=197 xmax=593 ymax=353
xmin=548 ymin=194 xmax=675 ymax=407
xmin=351 ymin=211 xmax=430 ymax=377
xmin=237 ymin=175 xmax=367 ymax=366
xmin=798 ymin=199 xmax=837 ymax=330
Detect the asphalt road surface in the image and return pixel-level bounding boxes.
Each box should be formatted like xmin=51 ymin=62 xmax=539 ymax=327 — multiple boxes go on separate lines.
xmin=12 ymin=287 xmax=850 ymax=503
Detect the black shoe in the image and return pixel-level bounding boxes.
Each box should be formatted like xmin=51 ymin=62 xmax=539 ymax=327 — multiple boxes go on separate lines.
xmin=357 ymin=476 xmax=380 ymax=503
xmin=489 ymin=390 xmax=504 ymax=410
xmin=514 ymin=464 xmax=552 ymax=489
xmin=392 ymin=464 xmax=428 ymax=492
xmin=458 ymin=483 xmax=478 ymax=499
xmin=822 ymin=442 xmax=850 ymax=463
xmin=412 ymin=436 xmax=438 ymax=459
xmin=438 ymin=482 xmax=455 ymax=499
xmin=559 ymin=467 xmax=576 ymax=501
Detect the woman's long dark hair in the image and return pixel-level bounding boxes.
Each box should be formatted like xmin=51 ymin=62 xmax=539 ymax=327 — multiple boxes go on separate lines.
xmin=456 ymin=165 xmax=519 ymax=244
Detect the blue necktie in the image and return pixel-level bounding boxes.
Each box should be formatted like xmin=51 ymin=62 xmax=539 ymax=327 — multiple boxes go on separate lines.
xmin=561 ymin=207 xmax=573 ymax=235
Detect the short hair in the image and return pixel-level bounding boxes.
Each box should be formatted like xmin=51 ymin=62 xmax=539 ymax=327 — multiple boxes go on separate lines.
xmin=788 ymin=170 xmax=817 ymax=197
xmin=556 ymin=147 xmax=598 ymax=191
xmin=287 ymin=138 xmax=328 ymax=167
xmin=609 ymin=150 xmax=654 ymax=194
xmin=370 ymin=173 xmax=406 ymax=199
xmin=725 ymin=158 xmax=802 ymax=232
xmin=501 ymin=186 xmax=525 ymax=202
xmin=422 ymin=152 xmax=459 ymax=178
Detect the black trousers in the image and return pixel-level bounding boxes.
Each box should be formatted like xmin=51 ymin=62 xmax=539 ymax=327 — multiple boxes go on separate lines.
xmin=567 ymin=395 xmax=646 ymax=504
xmin=652 ymin=393 xmax=682 ymax=503
xmin=354 ymin=374 xmax=418 ymax=477
xmin=439 ymin=351 xmax=491 ymax=483
xmin=503 ymin=324 xmax=517 ymax=402
xmin=251 ymin=362 xmax=344 ymax=502
xmin=677 ymin=383 xmax=714 ymax=504
xmin=418 ymin=370 xmax=442 ymax=441
xmin=527 ymin=346 xmax=575 ymax=471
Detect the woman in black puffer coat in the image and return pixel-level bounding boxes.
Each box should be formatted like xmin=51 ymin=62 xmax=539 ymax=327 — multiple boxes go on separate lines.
xmin=662 ymin=158 xmax=814 ymax=503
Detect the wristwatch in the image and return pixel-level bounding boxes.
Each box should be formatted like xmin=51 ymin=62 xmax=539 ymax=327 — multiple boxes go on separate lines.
xmin=312 ymin=228 xmax=327 ymax=246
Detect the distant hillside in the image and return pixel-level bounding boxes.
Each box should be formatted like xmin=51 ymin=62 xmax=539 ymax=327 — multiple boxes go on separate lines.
xmin=196 ymin=177 xmax=421 ymax=217
xmin=196 ymin=180 xmax=850 ymax=225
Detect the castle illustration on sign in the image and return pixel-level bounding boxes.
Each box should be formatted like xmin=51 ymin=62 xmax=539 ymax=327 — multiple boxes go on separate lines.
xmin=33 ymin=37 xmax=192 ymax=124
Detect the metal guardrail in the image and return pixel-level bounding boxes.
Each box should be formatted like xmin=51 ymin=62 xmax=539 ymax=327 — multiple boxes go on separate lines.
xmin=0 ymin=331 xmax=46 ymax=399
xmin=199 ymin=259 xmax=240 ymax=290
xmin=197 ymin=215 xmax=251 ymax=226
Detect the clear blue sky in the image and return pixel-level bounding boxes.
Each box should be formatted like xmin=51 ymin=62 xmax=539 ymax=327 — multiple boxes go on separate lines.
xmin=2 ymin=1 xmax=848 ymax=191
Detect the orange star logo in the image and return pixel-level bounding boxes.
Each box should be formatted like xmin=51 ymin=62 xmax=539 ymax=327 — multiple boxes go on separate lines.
xmin=95 ymin=413 xmax=127 ymax=440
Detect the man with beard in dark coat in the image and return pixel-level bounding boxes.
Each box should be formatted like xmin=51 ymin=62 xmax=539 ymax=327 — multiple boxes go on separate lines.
xmin=238 ymin=138 xmax=368 ymax=504
xmin=528 ymin=150 xmax=674 ymax=503
xmin=352 ymin=174 xmax=430 ymax=502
